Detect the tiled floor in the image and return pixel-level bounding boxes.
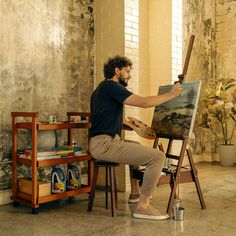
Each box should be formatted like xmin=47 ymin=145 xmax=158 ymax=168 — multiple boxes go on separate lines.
xmin=0 ymin=162 xmax=236 ymax=236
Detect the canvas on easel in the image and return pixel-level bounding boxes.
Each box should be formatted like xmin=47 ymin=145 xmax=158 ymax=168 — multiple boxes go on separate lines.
xmin=151 ymin=81 xmax=202 ymax=138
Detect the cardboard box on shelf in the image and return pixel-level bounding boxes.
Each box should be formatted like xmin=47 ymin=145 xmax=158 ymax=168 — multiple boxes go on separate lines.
xmin=18 ymin=178 xmax=51 ymax=197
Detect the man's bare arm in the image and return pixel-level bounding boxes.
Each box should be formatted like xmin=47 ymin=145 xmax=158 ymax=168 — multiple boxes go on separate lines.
xmin=124 ymin=83 xmax=182 ymax=108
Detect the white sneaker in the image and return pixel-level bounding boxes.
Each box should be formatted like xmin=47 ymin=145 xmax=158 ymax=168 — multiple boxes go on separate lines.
xmin=133 ymin=205 xmax=169 ymax=220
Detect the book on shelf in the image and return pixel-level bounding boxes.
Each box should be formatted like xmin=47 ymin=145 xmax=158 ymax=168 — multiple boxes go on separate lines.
xmin=24 ymin=147 xmax=74 ymax=156
xmin=74 ymin=151 xmax=88 ymax=157
xmin=17 ymin=146 xmax=87 ymax=159
xmin=17 ymin=153 xmax=62 ymax=161
xmin=52 ymin=146 xmax=86 ymax=156
xmin=23 ymin=149 xmax=57 ymax=157
xmin=37 ymin=155 xmax=61 ymax=161
xmin=17 ymin=149 xmax=62 ymax=160
xmin=72 ymin=146 xmax=87 ymax=156
xmin=52 ymin=148 xmax=74 ymax=156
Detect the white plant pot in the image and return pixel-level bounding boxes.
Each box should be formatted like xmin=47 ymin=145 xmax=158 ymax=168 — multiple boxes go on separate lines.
xmin=219 ymin=144 xmax=235 ymax=167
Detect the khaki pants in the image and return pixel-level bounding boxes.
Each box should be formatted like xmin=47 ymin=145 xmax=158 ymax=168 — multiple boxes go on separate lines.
xmin=89 ymin=134 xmax=165 ymax=197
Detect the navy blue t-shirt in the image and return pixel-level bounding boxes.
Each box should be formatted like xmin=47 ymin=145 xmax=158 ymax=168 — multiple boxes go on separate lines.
xmin=90 ymin=80 xmax=133 ymax=137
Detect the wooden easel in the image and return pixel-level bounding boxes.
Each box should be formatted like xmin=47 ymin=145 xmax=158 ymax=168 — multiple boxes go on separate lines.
xmin=177 ymin=34 xmax=195 ymax=84
xmin=133 ymin=134 xmax=206 ymax=215
xmin=133 ymin=34 xmax=206 ymax=214
xmin=128 ymin=34 xmax=205 ymax=214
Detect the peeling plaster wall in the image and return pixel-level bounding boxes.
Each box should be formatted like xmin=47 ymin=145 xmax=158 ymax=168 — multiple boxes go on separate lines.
xmin=216 ymin=0 xmax=236 ymax=71
xmin=183 ymin=0 xmax=236 ymax=161
xmin=0 ymin=0 xmax=94 ymax=190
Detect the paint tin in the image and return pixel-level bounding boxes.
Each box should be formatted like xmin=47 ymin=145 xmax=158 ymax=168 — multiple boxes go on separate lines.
xmin=71 ymin=139 xmax=77 ymax=147
xmin=48 ymin=115 xmax=57 ymax=124
xmin=173 ymin=207 xmax=184 ymax=221
xmin=172 ymin=199 xmax=184 ymax=221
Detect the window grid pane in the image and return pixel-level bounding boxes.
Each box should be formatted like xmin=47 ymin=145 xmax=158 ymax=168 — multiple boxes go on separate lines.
xmin=172 ymin=0 xmax=182 ymax=83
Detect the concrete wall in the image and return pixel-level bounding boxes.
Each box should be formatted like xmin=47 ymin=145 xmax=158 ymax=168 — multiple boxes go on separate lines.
xmin=94 ymin=0 xmax=125 ymax=87
xmin=0 ymin=0 xmax=94 ymax=191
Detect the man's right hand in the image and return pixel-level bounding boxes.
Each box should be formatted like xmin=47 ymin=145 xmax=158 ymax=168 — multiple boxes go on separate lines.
xmin=169 ymin=82 xmax=182 ymax=98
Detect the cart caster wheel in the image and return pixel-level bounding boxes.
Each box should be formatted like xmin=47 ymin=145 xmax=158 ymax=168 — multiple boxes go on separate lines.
xmin=13 ymin=201 xmax=20 ymax=207
xmin=32 ymin=208 xmax=39 ymax=214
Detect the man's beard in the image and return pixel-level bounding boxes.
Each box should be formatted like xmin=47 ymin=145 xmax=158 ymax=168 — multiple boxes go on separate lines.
xmin=118 ymin=74 xmax=128 ymax=87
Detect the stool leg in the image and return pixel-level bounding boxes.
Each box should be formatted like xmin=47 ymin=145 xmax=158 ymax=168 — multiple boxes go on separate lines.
xmin=114 ymin=168 xmax=118 ymax=209
xmin=109 ymin=167 xmax=116 ymax=217
xmin=88 ymin=165 xmax=99 ymax=212
xmin=105 ymin=166 xmax=108 ymax=209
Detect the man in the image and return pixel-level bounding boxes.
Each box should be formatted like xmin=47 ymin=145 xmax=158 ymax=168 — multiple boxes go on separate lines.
xmin=89 ymin=55 xmax=182 ymax=220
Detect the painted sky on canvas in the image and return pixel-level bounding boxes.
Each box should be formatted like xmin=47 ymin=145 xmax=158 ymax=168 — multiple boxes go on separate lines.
xmin=155 ymin=82 xmax=199 ymax=109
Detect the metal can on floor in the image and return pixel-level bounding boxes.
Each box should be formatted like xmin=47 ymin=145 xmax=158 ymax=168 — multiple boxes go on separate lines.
xmin=173 ymin=206 xmax=184 ymax=221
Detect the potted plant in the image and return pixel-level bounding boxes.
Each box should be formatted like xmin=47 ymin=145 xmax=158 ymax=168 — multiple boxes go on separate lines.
xmin=199 ymin=75 xmax=236 ymax=166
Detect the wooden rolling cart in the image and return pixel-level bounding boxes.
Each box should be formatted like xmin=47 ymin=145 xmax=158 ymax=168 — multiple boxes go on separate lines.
xmin=11 ymin=112 xmax=92 ymax=214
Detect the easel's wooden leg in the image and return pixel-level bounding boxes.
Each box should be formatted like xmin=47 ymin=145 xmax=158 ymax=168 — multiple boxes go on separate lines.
xmin=187 ymin=149 xmax=206 ymax=209
xmin=166 ymin=139 xmax=187 ymax=215
xmin=166 ymin=178 xmax=178 ymax=215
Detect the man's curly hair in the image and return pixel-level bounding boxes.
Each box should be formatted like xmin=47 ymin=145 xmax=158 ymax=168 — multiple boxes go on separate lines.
xmin=103 ymin=55 xmax=133 ymax=80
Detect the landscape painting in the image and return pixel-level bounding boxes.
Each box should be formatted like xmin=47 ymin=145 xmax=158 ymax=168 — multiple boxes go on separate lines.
xmin=151 ymin=81 xmax=202 ymax=138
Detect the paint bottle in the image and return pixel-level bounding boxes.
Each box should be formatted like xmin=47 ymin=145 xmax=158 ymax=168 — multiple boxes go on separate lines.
xmin=51 ymin=167 xmax=66 ymax=193
xmin=66 ymin=164 xmax=82 ymax=190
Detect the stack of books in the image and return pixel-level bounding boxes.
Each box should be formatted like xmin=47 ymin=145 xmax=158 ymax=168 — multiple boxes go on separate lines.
xmin=73 ymin=147 xmax=88 ymax=156
xmin=52 ymin=146 xmax=74 ymax=157
xmin=17 ymin=146 xmax=87 ymax=160
xmin=53 ymin=146 xmax=87 ymax=157
xmin=23 ymin=149 xmax=61 ymax=161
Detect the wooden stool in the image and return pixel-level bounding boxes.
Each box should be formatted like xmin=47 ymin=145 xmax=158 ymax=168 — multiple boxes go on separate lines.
xmin=87 ymin=160 xmax=119 ymax=217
